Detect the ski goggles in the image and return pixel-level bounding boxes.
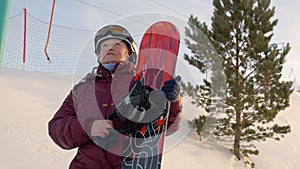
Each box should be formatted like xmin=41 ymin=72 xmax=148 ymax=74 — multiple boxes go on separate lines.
xmin=97 ymin=25 xmax=130 ymax=37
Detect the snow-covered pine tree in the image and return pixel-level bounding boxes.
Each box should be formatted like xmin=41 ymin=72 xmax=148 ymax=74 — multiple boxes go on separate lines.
xmin=183 ymin=0 xmax=293 ymax=166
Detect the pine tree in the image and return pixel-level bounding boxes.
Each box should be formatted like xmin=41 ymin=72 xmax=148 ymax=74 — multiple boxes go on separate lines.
xmin=184 ymin=0 xmax=293 ymax=166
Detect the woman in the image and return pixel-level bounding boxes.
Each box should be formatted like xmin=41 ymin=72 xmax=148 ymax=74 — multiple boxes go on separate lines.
xmin=48 ymin=24 xmax=182 ymax=169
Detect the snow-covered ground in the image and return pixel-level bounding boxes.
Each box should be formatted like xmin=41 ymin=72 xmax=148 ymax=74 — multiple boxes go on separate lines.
xmin=0 ymin=68 xmax=299 ymax=169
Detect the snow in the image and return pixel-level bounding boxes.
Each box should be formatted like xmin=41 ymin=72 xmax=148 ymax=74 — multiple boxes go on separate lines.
xmin=0 ymin=68 xmax=300 ymax=169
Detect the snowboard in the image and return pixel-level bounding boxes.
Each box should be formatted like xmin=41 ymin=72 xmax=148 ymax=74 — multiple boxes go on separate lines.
xmin=121 ymin=21 xmax=180 ymax=169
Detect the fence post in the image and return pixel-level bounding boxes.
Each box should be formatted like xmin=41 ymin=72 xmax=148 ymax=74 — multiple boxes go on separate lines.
xmin=0 ymin=0 xmax=11 ymax=71
xmin=23 ymin=8 xmax=27 ymax=64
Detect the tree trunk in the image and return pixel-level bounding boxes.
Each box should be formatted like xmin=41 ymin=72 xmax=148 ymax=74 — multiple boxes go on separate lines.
xmin=234 ymin=111 xmax=242 ymax=160
xmin=234 ymin=28 xmax=242 ymax=160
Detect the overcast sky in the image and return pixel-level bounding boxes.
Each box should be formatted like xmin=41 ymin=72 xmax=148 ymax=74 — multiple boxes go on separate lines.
xmin=8 ymin=0 xmax=300 ymax=82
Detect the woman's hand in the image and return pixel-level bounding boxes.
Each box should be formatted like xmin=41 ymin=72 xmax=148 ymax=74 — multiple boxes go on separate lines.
xmin=90 ymin=120 xmax=114 ymax=138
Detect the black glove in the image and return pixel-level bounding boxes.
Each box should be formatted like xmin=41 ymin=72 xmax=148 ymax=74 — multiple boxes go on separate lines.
xmin=161 ymin=76 xmax=181 ymax=102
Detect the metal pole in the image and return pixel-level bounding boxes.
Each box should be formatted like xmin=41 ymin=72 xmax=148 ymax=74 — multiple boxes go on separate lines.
xmin=0 ymin=0 xmax=11 ymax=71
xmin=44 ymin=0 xmax=56 ymax=62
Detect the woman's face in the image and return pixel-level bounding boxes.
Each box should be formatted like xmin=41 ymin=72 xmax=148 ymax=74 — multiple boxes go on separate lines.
xmin=97 ymin=38 xmax=129 ymax=64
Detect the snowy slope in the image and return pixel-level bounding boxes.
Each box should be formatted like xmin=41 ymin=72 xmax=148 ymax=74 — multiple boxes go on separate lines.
xmin=0 ymin=68 xmax=299 ymax=169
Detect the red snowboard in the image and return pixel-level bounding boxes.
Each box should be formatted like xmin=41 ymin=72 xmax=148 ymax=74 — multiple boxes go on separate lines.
xmin=122 ymin=21 xmax=180 ymax=169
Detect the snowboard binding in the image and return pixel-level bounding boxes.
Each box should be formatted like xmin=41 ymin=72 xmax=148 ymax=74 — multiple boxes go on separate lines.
xmin=93 ymin=79 xmax=167 ymax=149
xmin=115 ymin=80 xmax=167 ymax=126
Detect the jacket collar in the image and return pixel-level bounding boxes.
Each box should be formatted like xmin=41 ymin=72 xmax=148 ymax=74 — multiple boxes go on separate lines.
xmin=96 ymin=61 xmax=136 ymax=80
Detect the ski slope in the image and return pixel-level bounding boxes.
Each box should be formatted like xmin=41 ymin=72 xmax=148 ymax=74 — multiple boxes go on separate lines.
xmin=0 ymin=68 xmax=299 ymax=169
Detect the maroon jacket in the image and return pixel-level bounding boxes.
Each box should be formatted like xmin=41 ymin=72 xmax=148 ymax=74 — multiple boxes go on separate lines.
xmin=48 ymin=61 xmax=182 ymax=169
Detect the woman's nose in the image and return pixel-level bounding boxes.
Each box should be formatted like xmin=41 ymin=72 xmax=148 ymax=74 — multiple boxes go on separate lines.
xmin=105 ymin=44 xmax=114 ymax=51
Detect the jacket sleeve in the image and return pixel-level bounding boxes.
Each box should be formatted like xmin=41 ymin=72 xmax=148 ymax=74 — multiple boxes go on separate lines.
xmin=48 ymin=91 xmax=91 ymax=150
xmin=166 ymin=96 xmax=182 ymax=136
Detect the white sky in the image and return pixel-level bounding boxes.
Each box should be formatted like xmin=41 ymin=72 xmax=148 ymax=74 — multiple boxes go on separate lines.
xmin=8 ymin=0 xmax=300 ymax=82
